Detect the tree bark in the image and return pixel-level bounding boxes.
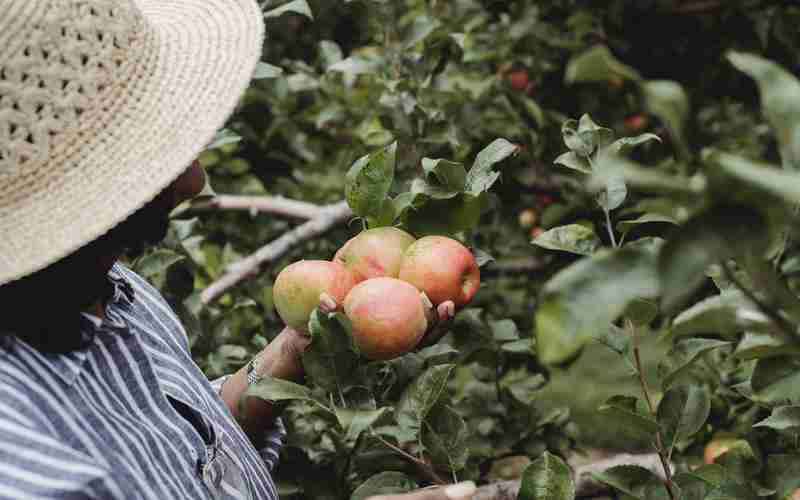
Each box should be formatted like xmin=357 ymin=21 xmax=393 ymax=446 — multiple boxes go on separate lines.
xmin=190 ymin=195 xmax=323 ymax=219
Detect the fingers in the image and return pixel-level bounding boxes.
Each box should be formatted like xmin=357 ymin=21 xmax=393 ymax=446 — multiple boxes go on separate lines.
xmin=368 ymin=482 xmax=476 ymax=500
xmin=318 ymin=292 xmax=339 ymax=314
xmin=437 ymin=301 xmax=455 ymax=323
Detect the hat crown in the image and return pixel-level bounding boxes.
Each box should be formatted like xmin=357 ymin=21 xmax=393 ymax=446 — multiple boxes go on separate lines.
xmin=0 ymin=0 xmax=144 ymax=176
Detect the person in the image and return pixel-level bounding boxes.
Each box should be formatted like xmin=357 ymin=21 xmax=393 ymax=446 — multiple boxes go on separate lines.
xmin=0 ymin=0 xmax=474 ymax=498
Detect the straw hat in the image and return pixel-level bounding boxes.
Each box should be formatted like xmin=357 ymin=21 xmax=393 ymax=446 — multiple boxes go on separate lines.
xmin=0 ymin=0 xmax=265 ymax=285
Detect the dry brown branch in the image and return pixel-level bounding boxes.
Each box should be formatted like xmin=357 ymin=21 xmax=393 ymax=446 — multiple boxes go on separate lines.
xmin=201 ymin=201 xmax=353 ymax=304
xmin=190 ymin=195 xmax=323 ymax=219
xmin=471 ymin=453 xmax=667 ymax=499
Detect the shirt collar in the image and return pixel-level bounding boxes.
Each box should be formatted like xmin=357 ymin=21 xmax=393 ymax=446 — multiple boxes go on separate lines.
xmin=42 ymin=263 xmax=137 ymax=386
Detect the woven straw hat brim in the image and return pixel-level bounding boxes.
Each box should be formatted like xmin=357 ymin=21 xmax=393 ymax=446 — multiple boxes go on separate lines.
xmin=0 ymin=0 xmax=264 ymax=285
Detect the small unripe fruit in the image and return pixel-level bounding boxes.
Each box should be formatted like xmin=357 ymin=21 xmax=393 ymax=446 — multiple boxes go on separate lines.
xmin=609 ymin=76 xmax=624 ymax=90
xmin=334 ymin=227 xmax=416 ymax=283
xmin=624 ymin=114 xmax=649 ymax=134
xmin=703 ymin=438 xmax=739 ymax=465
xmin=398 ymin=236 xmax=480 ymax=307
xmin=273 ymin=260 xmax=356 ymax=332
xmin=538 ymin=194 xmax=555 ymax=207
xmin=518 ymin=209 xmax=537 ymax=229
xmin=508 ymin=70 xmax=530 ymax=92
xmin=344 ymin=278 xmax=428 ymax=360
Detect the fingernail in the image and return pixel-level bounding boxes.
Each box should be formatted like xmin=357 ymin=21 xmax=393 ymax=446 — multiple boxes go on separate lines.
xmin=444 ymin=481 xmax=476 ymax=500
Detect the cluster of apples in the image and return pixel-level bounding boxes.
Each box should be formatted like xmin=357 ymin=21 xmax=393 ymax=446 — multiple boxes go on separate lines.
xmin=272 ymin=228 xmax=481 ymax=361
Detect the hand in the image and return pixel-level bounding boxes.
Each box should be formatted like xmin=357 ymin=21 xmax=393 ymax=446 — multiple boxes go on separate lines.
xmin=319 ymin=292 xmax=339 ymax=314
xmin=254 ymin=326 xmax=312 ymax=382
xmin=368 ymin=482 xmax=476 ymax=500
xmin=417 ymin=294 xmax=456 ymax=348
xmin=317 ymin=291 xmax=456 ymax=349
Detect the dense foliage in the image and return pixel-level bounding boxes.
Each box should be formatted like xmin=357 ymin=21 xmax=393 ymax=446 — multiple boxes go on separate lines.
xmin=132 ymin=0 xmax=800 ymax=498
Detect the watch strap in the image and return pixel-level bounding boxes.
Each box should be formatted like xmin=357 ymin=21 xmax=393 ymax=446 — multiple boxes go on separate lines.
xmin=246 ymin=356 xmax=263 ymax=385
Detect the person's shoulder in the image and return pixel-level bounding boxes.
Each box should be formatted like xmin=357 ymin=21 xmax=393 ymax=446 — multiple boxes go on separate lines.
xmin=111 ymin=262 xmax=192 ymax=351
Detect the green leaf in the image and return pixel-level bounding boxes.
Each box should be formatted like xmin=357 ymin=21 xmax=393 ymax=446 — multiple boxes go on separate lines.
xmin=617 ymin=213 xmax=677 ymax=233
xmin=704 ymin=481 xmax=759 ymax=500
xmin=751 ymin=356 xmax=800 ymax=406
xmin=591 ymin=464 xmax=659 ymax=499
xmin=657 ymin=384 xmax=710 ymax=450
xmin=501 ymin=339 xmax=534 ymax=354
xmin=754 ymin=406 xmax=800 ymax=431
xmin=532 ymin=224 xmax=601 ymax=256
xmin=643 ymin=80 xmax=690 ymax=159
xmin=578 ymin=114 xmax=615 ymax=149
xmin=735 ymin=332 xmax=800 ymax=360
xmin=727 ymin=51 xmax=800 ymax=170
xmin=350 ymin=472 xmax=417 ymax=500
xmin=244 ymin=376 xmax=332 ymax=416
xmin=597 ymin=396 xmax=660 ymax=443
xmin=708 ymin=150 xmax=800 ymax=204
xmin=336 ymin=407 xmax=392 ymax=442
xmin=764 ymin=454 xmax=800 ymax=498
xmin=606 ymin=133 xmax=662 ymax=155
xmin=396 ymin=364 xmax=455 ymax=438
xmin=328 ymin=56 xmax=382 ymax=76
xmin=345 ymin=142 xmax=397 ymax=221
xmin=465 ymin=139 xmax=519 ymax=194
xmin=535 ymin=246 xmax=659 ymax=365
xmin=588 ymin=155 xmax=702 ymax=197
xmin=624 ymin=298 xmax=659 ymax=326
xmin=264 ymin=0 xmax=313 ymax=20
xmin=500 ymin=368 xmax=546 ymax=405
xmin=421 ymin=404 xmax=469 ymax=472
xmin=318 ymin=40 xmax=343 ymax=68
xmin=662 ymin=338 xmax=731 ymax=389
xmin=670 ymin=291 xmax=772 ymax=339
xmin=593 ymin=152 xmax=628 ymax=211
xmin=658 ymin=206 xmax=767 ymax=312
xmin=564 ymin=45 xmax=642 ymax=85
xmin=421 ymin=158 xmax=467 ymax=192
xmin=403 ymin=15 xmax=441 ymax=48
xmin=553 ymin=151 xmax=591 ymax=174
xmin=517 ymin=452 xmax=575 ymax=500
xmin=404 ymin=193 xmax=485 ymax=237
xmin=473 ymin=248 xmax=495 ymax=267
xmin=302 ymin=310 xmax=359 ymax=393
xmin=410 ymin=177 xmax=460 ymax=200
xmin=489 ymin=319 xmax=520 ymax=341
xmin=133 ymin=249 xmax=185 ymax=279
xmin=206 ymin=129 xmax=242 ymax=150
xmin=561 ymin=119 xmax=594 ymax=157
xmin=253 ymin=62 xmax=283 ymax=79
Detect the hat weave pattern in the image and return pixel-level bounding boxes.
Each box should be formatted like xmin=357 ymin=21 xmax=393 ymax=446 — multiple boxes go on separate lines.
xmin=0 ymin=1 xmax=143 ymax=173
xmin=0 ymin=0 xmax=264 ymax=285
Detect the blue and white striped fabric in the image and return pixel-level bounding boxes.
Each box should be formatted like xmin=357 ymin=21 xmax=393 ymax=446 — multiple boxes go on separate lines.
xmin=0 ymin=263 xmax=283 ymax=499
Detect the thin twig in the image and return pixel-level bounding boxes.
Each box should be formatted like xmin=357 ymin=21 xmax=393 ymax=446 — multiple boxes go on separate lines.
xmin=189 ymin=195 xmax=323 ymax=219
xmin=722 ymin=262 xmax=798 ymax=340
xmin=627 ymin=319 xmax=677 ymax=500
xmin=371 ymin=432 xmax=447 ymax=486
xmin=201 ymin=201 xmax=353 ymax=304
xmin=604 ymin=207 xmax=618 ymax=248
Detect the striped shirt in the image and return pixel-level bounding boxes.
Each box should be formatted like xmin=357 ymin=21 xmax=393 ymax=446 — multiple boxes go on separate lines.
xmin=0 ymin=263 xmax=283 ymax=499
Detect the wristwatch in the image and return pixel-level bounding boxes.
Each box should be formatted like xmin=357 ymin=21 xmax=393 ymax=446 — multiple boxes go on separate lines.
xmin=246 ymin=355 xmax=264 ymax=386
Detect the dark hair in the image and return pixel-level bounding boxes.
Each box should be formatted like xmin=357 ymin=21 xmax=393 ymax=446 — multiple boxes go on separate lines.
xmin=0 ymin=186 xmax=174 ymax=352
